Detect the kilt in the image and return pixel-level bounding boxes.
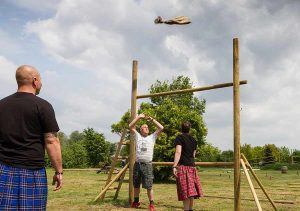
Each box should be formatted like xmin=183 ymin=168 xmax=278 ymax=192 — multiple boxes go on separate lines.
xmin=0 ymin=163 xmax=48 ymax=210
xmin=176 ymin=165 xmax=203 ymax=201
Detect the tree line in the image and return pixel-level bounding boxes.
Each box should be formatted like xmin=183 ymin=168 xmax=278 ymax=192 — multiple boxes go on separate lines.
xmin=45 ymin=128 xmax=116 ymax=169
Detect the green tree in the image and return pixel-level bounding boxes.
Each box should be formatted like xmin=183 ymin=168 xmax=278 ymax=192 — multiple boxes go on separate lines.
xmin=292 ymin=150 xmax=300 ymax=163
xmin=241 ymin=144 xmax=253 ymax=164
xmin=83 ymin=128 xmax=112 ymax=167
xmin=279 ymin=146 xmax=291 ymax=163
xmin=112 ymin=76 xmax=207 ymax=180
xmin=198 ymin=143 xmax=221 ymax=162
xmin=252 ymin=146 xmax=264 ymax=165
xmin=111 ymin=111 xmax=131 ymax=137
xmin=62 ymin=140 xmax=88 ymax=168
xmin=220 ymin=150 xmax=234 ymax=162
xmin=69 ymin=130 xmax=85 ymax=143
xmin=263 ymin=144 xmax=280 ymax=164
xmin=58 ymin=131 xmax=68 ymax=146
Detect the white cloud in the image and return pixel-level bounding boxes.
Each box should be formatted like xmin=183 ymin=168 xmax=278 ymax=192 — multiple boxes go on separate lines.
xmin=164 ymin=35 xmax=216 ymax=84
xmin=0 ymin=56 xmax=17 ymax=96
xmin=1 ymin=0 xmax=299 ymax=150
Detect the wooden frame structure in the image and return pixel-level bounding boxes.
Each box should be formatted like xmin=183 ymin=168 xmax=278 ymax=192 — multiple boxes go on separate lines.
xmin=128 ymin=38 xmax=245 ymax=210
xmin=95 ymin=38 xmax=285 ymax=210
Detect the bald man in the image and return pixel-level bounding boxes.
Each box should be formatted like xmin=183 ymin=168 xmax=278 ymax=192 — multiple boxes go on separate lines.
xmin=0 ymin=65 xmax=63 ymax=210
xmin=129 ymin=113 xmax=164 ymax=211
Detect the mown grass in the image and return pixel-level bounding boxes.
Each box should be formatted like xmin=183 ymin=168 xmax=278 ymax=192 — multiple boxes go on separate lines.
xmin=47 ymin=168 xmax=300 ymax=210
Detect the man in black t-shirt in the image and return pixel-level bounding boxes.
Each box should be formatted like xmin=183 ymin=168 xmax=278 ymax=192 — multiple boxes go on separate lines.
xmin=0 ymin=65 xmax=63 ymax=210
xmin=173 ymin=121 xmax=203 ymax=211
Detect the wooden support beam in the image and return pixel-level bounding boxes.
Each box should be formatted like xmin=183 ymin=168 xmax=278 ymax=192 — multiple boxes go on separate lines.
xmin=240 ymin=159 xmax=262 ymax=211
xmin=122 ymin=140 xmax=130 ymax=145
xmin=94 ymin=163 xmax=129 ymax=202
xmin=152 ymin=162 xmax=234 ymax=167
xmin=241 ymin=154 xmax=278 ymax=211
xmin=117 ymin=156 xmax=129 ymax=160
xmin=107 ymin=187 xmax=118 ymax=190
xmin=136 ymin=80 xmax=247 ymax=99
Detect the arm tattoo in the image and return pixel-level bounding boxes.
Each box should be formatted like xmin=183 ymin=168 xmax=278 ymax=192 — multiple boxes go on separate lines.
xmin=44 ymin=132 xmax=58 ymax=139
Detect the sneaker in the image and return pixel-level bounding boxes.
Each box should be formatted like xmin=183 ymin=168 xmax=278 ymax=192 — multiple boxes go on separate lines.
xmin=131 ymin=202 xmax=140 ymax=208
xmin=149 ymin=204 xmax=155 ymax=211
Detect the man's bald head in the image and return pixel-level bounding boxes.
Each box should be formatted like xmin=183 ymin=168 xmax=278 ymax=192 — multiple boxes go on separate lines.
xmin=16 ymin=65 xmax=40 ymax=87
xmin=15 ymin=65 xmax=42 ymax=95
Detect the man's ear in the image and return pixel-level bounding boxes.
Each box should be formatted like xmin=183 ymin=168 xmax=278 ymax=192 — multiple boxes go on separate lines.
xmin=32 ymin=77 xmax=38 ymax=87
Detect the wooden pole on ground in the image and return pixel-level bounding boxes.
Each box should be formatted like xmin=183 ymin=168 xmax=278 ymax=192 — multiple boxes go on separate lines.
xmin=241 ymin=154 xmax=278 ymax=210
xmin=233 ymin=38 xmax=241 ymax=211
xmin=137 ymin=80 xmax=247 ymax=99
xmin=204 ymin=195 xmax=294 ymax=204
xmin=94 ymin=163 xmax=129 ymax=202
xmin=240 ymin=159 xmax=262 ymax=211
xmin=129 ymin=60 xmax=138 ymax=205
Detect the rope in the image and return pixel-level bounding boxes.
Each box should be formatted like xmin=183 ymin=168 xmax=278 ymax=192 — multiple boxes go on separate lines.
xmin=154 ymin=16 xmax=191 ymax=25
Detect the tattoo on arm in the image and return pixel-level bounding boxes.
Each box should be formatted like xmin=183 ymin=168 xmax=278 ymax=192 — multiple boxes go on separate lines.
xmin=44 ymin=132 xmax=58 ymax=139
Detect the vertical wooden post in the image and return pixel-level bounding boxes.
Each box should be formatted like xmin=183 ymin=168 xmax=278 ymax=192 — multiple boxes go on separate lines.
xmin=233 ymin=38 xmax=241 ymax=211
xmin=129 ymin=60 xmax=138 ymax=204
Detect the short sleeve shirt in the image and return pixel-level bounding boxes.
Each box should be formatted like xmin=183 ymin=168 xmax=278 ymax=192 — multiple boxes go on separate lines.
xmin=135 ymin=131 xmax=157 ymax=162
xmin=175 ymin=133 xmax=197 ymax=166
xmin=0 ymin=92 xmax=59 ymax=169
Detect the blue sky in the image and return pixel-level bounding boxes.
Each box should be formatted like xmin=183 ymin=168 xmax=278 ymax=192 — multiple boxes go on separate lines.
xmin=1 ymin=0 xmax=299 ymax=150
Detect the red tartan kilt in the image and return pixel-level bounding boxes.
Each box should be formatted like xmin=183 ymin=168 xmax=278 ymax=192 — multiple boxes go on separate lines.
xmin=176 ymin=165 xmax=203 ymax=201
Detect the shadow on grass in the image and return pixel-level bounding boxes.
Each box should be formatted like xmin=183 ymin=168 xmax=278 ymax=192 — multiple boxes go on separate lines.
xmin=89 ymin=198 xmax=130 ymax=208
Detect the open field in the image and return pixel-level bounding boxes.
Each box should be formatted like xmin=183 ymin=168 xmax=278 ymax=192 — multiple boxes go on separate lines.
xmin=47 ymin=168 xmax=300 ymax=210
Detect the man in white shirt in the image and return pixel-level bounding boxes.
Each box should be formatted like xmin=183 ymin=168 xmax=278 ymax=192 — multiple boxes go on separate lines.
xmin=129 ymin=113 xmax=163 ymax=211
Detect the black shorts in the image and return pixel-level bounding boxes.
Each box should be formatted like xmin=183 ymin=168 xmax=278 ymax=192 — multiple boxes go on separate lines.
xmin=133 ymin=162 xmax=154 ymax=189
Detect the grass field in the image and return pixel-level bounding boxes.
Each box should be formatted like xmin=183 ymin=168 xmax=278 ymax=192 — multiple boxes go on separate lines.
xmin=47 ymin=168 xmax=300 ymax=210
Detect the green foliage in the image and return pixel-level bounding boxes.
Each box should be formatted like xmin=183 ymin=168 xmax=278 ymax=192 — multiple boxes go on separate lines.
xmin=62 ymin=140 xmax=88 ymax=168
xmin=198 ymin=143 xmax=221 ymax=162
xmin=263 ymin=144 xmax=279 ymax=164
xmin=69 ymin=130 xmax=85 ymax=143
xmin=111 ymin=111 xmax=131 ymax=138
xmin=251 ymin=146 xmax=264 ymax=164
xmin=241 ymin=144 xmax=253 ymax=161
xmin=220 ymin=150 xmax=234 ymax=162
xmin=83 ymin=128 xmax=112 ymax=167
xmin=58 ymin=131 xmax=68 ymax=146
xmin=279 ymin=146 xmax=291 ymax=163
xmin=291 ymin=150 xmax=300 ymax=164
xmin=45 ymin=128 xmax=114 ymax=169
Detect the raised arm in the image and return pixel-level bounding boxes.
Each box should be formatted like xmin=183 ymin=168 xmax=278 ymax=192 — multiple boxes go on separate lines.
xmin=44 ymin=132 xmax=63 ymax=191
xmin=129 ymin=113 xmax=145 ymax=132
xmin=147 ymin=116 xmax=164 ymax=136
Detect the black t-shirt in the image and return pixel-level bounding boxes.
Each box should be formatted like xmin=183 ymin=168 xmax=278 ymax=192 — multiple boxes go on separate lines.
xmin=175 ymin=133 xmax=197 ymax=166
xmin=0 ymin=92 xmax=59 ymax=169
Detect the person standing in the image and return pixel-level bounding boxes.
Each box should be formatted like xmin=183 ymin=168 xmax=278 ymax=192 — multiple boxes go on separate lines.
xmin=0 ymin=65 xmax=63 ymax=210
xmin=173 ymin=121 xmax=203 ymax=211
xmin=129 ymin=113 xmax=163 ymax=211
